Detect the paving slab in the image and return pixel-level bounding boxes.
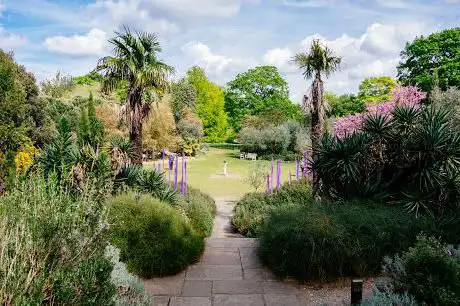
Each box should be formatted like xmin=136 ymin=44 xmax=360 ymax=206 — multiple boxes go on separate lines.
xmin=153 ymin=296 xmax=170 ymax=306
xmin=181 ymin=280 xmax=212 ymax=297
xmin=240 ymin=249 xmax=263 ymax=269
xmin=186 ymin=265 xmax=243 ymax=280
xmin=213 ymin=294 xmax=265 ymax=306
xmin=206 ymin=237 xmax=258 ymax=248
xmin=169 ymin=297 xmax=212 ymax=306
xmin=212 ymin=280 xmax=264 ymax=294
xmin=200 ymin=250 xmax=241 ymax=265
xmin=142 ymin=271 xmax=185 ymax=296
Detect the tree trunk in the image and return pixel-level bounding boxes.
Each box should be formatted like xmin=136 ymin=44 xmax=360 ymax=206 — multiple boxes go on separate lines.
xmin=311 ymin=73 xmax=324 ymax=193
xmin=129 ymin=87 xmax=144 ymax=165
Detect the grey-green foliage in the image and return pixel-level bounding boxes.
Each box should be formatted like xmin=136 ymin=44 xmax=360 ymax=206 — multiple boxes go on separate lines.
xmin=282 ymin=121 xmax=309 ymax=154
xmin=177 ymin=119 xmax=203 ymax=140
xmin=106 ymin=245 xmax=153 ymax=306
xmin=239 ymin=125 xmax=290 ymax=155
xmin=0 ymin=175 xmax=115 ymax=305
xmin=362 ymin=286 xmax=418 ymax=306
xmin=431 ymin=86 xmax=460 ymax=126
xmin=382 ymin=235 xmax=460 ymax=305
xmin=244 ymin=161 xmax=268 ymax=192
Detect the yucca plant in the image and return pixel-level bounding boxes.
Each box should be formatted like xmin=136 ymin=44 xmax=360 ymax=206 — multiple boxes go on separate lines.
xmin=114 ymin=165 xmax=176 ymax=203
xmin=314 ymin=103 xmax=460 ymax=219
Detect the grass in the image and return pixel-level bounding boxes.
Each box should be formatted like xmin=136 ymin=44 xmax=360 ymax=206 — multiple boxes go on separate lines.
xmin=146 ymin=148 xmax=297 ymax=198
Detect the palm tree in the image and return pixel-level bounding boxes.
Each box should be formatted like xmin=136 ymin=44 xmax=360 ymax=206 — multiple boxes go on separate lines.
xmin=293 ymin=39 xmax=341 ymax=189
xmin=95 ymin=27 xmax=174 ymax=165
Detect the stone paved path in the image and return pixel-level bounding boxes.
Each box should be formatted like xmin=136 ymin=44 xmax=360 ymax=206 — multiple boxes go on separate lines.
xmin=142 ymin=198 xmax=311 ymax=305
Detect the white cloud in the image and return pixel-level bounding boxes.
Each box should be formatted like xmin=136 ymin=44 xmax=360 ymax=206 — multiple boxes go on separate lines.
xmin=265 ymin=21 xmax=432 ymax=97
xmin=181 ymin=41 xmax=249 ymax=77
xmin=88 ymin=0 xmax=180 ymax=35
xmin=44 ymin=28 xmax=107 ymax=56
xmin=360 ymin=22 xmax=426 ymax=55
xmin=0 ymin=27 xmax=26 ymax=50
xmin=263 ymin=47 xmax=295 ymax=72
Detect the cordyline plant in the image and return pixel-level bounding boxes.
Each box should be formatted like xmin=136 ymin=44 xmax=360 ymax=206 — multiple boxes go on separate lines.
xmin=314 ymin=90 xmax=460 ymax=220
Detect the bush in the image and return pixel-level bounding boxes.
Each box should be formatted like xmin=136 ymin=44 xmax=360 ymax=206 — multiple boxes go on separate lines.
xmin=232 ymin=181 xmax=313 ymax=237
xmin=383 ymin=236 xmax=460 ymax=305
xmin=176 ymin=187 xmax=216 ymax=237
xmin=0 ymin=175 xmax=115 ymax=305
xmin=108 ymin=193 xmax=204 ymax=277
xmin=259 ymin=200 xmax=436 ymax=281
xmin=362 ymin=286 xmax=418 ymax=306
xmin=106 ymin=245 xmax=153 ymax=306
xmin=114 ymin=165 xmax=176 ymax=203
xmin=317 ymin=102 xmax=460 ymax=219
xmin=239 ymin=125 xmax=290 ymax=155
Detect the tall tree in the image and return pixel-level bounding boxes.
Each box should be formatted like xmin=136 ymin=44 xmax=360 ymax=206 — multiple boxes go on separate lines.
xmin=357 ymin=76 xmax=397 ymax=104
xmin=397 ymin=28 xmax=460 ymax=92
xmin=95 ymin=28 xmax=174 ymax=164
xmin=325 ymin=92 xmax=363 ymax=117
xmin=170 ymin=79 xmax=196 ymax=122
xmin=293 ymin=39 xmax=341 ymax=190
xmin=224 ymin=66 xmax=297 ymax=132
xmin=186 ymin=66 xmax=229 ymax=143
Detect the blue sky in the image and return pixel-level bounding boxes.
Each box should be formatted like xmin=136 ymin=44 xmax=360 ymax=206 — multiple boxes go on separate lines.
xmin=0 ymin=0 xmax=458 ymax=102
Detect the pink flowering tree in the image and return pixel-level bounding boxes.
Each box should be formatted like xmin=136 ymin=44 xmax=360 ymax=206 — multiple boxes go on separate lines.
xmin=333 ymin=86 xmax=427 ymax=138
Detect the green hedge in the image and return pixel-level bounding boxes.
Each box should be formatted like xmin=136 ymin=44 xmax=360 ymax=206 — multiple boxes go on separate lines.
xmin=232 ymin=181 xmax=312 ymax=237
xmin=259 ymin=201 xmax=438 ymax=281
xmin=176 ymin=187 xmax=216 ymax=237
xmin=108 ymin=193 xmax=204 ymax=277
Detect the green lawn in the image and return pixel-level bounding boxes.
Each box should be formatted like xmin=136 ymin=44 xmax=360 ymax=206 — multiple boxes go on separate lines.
xmin=146 ymin=149 xmax=298 ymax=198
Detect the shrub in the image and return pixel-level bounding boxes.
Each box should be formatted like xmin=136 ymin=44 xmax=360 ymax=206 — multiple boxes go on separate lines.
xmin=108 ymin=193 xmax=204 ymax=277
xmin=239 ymin=125 xmax=290 ymax=155
xmin=106 ymin=245 xmax=153 ymax=306
xmin=259 ymin=200 xmax=436 ymax=281
xmin=316 ymin=102 xmax=460 ymax=219
xmin=362 ymin=286 xmax=418 ymax=306
xmin=232 ymin=181 xmax=313 ymax=237
xmin=383 ymin=236 xmax=460 ymax=305
xmin=114 ymin=165 xmax=176 ymax=203
xmin=176 ymin=187 xmax=216 ymax=237
xmin=0 ymin=175 xmax=115 ymax=305
xmin=243 ymin=161 xmax=268 ymax=192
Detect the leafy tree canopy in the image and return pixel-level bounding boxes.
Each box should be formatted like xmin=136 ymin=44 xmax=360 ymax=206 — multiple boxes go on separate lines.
xmin=0 ymin=50 xmax=53 ymax=152
xmin=224 ymin=66 xmax=298 ymax=132
xmin=357 ymin=76 xmax=397 ymax=104
xmin=170 ymin=79 xmax=196 ymax=122
xmin=186 ymin=66 xmax=229 ymax=143
xmin=325 ymin=92 xmax=364 ymax=117
xmin=397 ymin=28 xmax=460 ymax=92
